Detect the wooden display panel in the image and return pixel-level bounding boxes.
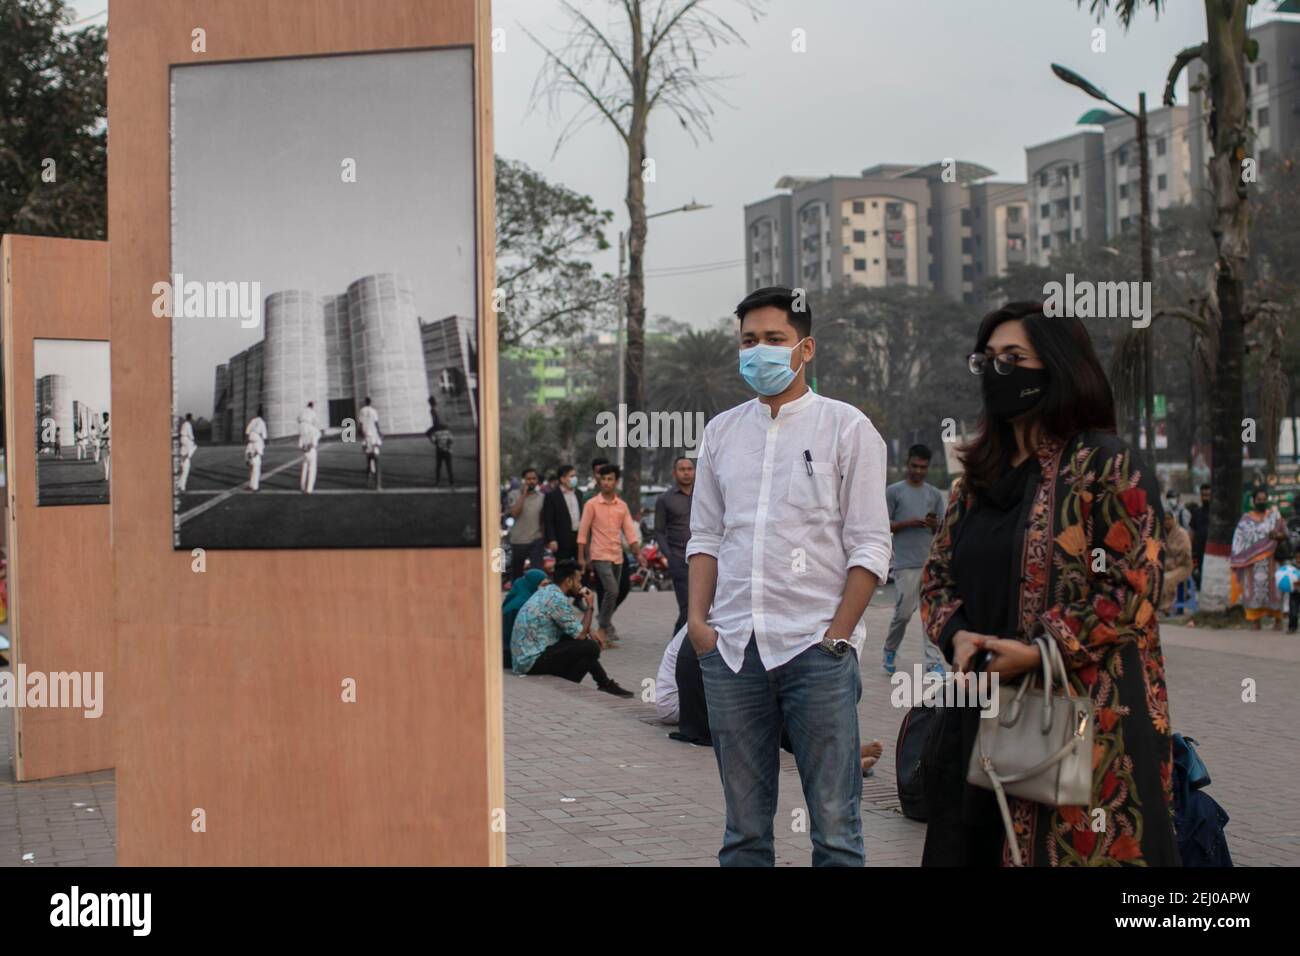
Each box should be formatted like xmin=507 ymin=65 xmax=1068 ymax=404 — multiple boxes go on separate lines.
xmin=1 ymin=236 xmax=115 ymax=781
xmin=107 ymin=0 xmax=502 ymax=865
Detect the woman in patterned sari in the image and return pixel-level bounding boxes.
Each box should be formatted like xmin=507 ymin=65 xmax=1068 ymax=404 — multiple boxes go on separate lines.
xmin=918 ymin=301 xmax=1178 ymax=867
xmin=1230 ymin=488 xmax=1286 ymax=630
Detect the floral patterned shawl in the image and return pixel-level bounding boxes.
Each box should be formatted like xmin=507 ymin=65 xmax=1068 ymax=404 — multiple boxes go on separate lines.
xmin=920 ymin=431 xmax=1179 ymax=866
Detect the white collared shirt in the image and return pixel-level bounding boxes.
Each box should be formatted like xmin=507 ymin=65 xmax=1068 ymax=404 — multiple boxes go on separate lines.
xmin=686 ymin=388 xmax=891 ymax=673
xmin=655 ymin=626 xmax=687 ymax=722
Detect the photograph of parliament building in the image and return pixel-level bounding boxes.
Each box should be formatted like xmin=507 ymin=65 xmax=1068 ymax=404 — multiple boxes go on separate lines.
xmin=34 ymin=338 xmax=112 ymax=507
xmin=209 ymin=272 xmax=478 ymax=444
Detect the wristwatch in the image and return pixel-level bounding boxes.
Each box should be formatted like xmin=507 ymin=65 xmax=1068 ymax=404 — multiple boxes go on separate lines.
xmin=820 ymin=636 xmax=853 ymax=656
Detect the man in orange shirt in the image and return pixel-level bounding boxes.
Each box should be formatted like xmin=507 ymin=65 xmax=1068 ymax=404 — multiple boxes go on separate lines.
xmin=578 ymin=464 xmax=643 ymax=644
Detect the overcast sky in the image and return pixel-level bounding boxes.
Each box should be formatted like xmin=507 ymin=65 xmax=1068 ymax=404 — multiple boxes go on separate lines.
xmin=34 ymin=338 xmax=112 ymax=413
xmin=491 ymin=0 xmax=1237 ymax=328
xmin=87 ymin=0 xmax=1288 ymax=336
xmin=170 ymin=49 xmax=475 ymax=419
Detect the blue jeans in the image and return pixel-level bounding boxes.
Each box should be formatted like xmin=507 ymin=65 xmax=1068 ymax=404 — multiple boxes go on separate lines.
xmin=699 ymin=634 xmax=863 ymax=866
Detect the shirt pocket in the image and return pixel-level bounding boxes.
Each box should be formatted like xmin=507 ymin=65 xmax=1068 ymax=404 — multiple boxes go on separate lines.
xmin=788 ymin=459 xmax=838 ymax=512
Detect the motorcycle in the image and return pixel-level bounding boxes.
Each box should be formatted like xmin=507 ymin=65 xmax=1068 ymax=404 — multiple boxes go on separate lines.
xmin=630 ymin=540 xmax=671 ymax=592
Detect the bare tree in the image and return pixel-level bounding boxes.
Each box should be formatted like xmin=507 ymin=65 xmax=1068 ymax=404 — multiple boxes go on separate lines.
xmin=527 ymin=0 xmax=765 ymax=514
xmin=1083 ymin=0 xmax=1258 ymax=610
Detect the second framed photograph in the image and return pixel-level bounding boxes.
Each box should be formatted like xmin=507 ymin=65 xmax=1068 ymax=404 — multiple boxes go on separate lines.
xmin=35 ymin=338 xmax=112 ymax=507
xmin=169 ymin=47 xmax=481 ymax=550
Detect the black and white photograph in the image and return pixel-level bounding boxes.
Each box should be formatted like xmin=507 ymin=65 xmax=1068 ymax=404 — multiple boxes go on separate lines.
xmin=34 ymin=337 xmax=111 ymax=507
xmin=169 ymin=47 xmax=481 ymax=550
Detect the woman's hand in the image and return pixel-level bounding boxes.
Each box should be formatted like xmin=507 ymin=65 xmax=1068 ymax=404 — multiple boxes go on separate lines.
xmin=952 ymin=630 xmax=992 ymax=672
xmin=975 ymin=637 xmax=1042 ymax=679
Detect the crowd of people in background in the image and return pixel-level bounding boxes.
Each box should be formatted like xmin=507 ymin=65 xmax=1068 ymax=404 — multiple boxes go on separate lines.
xmin=1160 ymin=481 xmax=1300 ymax=633
xmin=501 ymin=456 xmax=672 ymax=698
xmin=494 ymin=285 xmax=1289 ymax=867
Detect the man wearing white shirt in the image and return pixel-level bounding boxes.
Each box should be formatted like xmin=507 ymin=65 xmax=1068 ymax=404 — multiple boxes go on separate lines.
xmin=245 ymin=406 xmax=268 ymax=491
xmin=655 ymin=627 xmax=686 ymax=724
xmin=298 ymin=401 xmax=322 ymax=494
xmin=686 ymin=286 xmax=892 ymax=867
xmin=358 ymin=396 xmax=383 ymax=490
xmin=177 ymin=413 xmax=197 ymax=491
xmin=99 ymin=413 xmax=110 ymax=481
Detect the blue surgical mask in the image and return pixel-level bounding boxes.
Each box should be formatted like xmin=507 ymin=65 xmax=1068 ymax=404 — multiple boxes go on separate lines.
xmin=739 ymin=338 xmax=807 ymax=396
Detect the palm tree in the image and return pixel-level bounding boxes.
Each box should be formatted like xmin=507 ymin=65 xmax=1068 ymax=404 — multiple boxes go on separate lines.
xmin=648 ymin=327 xmax=750 ymax=421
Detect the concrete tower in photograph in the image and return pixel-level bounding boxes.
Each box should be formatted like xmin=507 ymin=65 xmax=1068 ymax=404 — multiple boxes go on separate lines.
xmin=347 ymin=273 xmax=432 ymax=435
xmin=262 ymin=290 xmax=329 ymax=440
xmin=212 ymin=273 xmax=456 ymax=441
xmin=323 ymin=292 xmax=355 ymax=427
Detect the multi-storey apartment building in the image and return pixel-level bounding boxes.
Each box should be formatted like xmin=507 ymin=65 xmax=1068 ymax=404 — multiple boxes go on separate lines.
xmin=1099 ymin=105 xmax=1193 ymax=236
xmin=744 ymin=161 xmax=1028 ymax=305
xmin=1188 ymin=12 xmax=1300 ymax=196
xmin=1025 ymin=127 xmax=1108 ymax=266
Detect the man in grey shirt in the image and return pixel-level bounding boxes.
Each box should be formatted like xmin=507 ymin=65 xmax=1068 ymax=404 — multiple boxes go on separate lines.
xmin=507 ymin=467 xmax=545 ymax=582
xmin=883 ymin=444 xmax=946 ymax=675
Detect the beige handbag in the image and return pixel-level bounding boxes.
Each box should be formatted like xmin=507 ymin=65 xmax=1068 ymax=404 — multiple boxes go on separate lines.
xmin=966 ymin=633 xmax=1094 ymax=866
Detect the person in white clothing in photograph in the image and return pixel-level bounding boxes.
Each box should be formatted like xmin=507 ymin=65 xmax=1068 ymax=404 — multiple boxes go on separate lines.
xmin=99 ymin=412 xmax=110 ymax=482
xmin=298 ymin=400 xmax=322 ymax=494
xmin=245 ymin=405 xmax=268 ymax=492
xmin=687 ymin=285 xmax=892 ymax=868
xmin=177 ymin=412 xmax=197 ymax=491
xmin=358 ymin=396 xmax=383 ymax=490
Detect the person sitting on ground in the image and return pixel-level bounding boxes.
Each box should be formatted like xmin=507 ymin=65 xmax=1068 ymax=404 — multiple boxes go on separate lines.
xmin=502 ymin=568 xmax=547 ymax=669
xmin=655 ymin=627 xmax=685 ymax=725
xmin=658 ymin=624 xmax=712 ymax=746
xmin=657 ymin=623 xmax=883 ymax=766
xmin=1160 ymin=512 xmax=1193 ymax=615
xmin=510 ymin=560 xmax=634 ymax=697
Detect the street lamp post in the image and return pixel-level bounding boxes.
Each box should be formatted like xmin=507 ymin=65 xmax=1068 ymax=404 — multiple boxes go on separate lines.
xmin=1051 ymin=64 xmax=1156 ymax=458
xmin=615 ymin=201 xmax=712 ymax=469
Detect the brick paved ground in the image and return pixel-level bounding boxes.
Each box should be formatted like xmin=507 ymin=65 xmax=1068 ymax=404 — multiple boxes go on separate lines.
xmin=2 ymin=587 xmax=1296 ymax=866
xmin=503 ymin=589 xmax=1300 ymax=866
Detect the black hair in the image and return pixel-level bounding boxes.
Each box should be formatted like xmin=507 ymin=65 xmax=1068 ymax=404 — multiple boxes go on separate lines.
xmin=735 ymin=285 xmax=811 ymax=340
xmin=591 ymin=456 xmax=610 ymax=471
xmin=958 ymin=301 xmax=1116 ymax=495
xmin=522 ymin=467 xmax=539 ymax=479
xmin=597 ymin=464 xmax=621 ymax=480
xmin=673 ymin=455 xmax=695 ymax=468
xmin=1200 ymin=484 xmax=1211 ymax=491
xmin=906 ymin=444 xmax=932 ymax=463
xmin=558 ymin=464 xmax=576 ymax=478
xmin=552 ymin=559 xmax=581 ymax=586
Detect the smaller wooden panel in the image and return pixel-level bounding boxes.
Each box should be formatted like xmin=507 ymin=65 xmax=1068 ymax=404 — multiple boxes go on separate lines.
xmin=2 ymin=235 xmax=114 ymax=781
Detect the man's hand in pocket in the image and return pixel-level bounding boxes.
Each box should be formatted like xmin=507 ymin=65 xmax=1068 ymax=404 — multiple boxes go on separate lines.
xmin=687 ymin=620 xmax=719 ymax=657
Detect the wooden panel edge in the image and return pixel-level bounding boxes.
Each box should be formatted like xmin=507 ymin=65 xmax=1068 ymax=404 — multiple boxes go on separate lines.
xmin=1 ymin=235 xmax=21 ymax=779
xmin=475 ymin=0 xmax=505 ymax=868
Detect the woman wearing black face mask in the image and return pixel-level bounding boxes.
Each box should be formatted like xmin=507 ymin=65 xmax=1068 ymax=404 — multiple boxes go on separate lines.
xmin=916 ymin=301 xmax=1179 ymax=867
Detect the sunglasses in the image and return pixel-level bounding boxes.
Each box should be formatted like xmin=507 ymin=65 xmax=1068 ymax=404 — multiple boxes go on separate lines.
xmin=967 ymin=351 xmax=1034 ymax=376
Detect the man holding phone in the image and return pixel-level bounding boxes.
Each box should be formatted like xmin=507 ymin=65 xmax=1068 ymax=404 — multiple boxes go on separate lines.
xmin=507 ymin=467 xmax=546 ymax=582
xmin=883 ymin=444 xmax=947 ymax=675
